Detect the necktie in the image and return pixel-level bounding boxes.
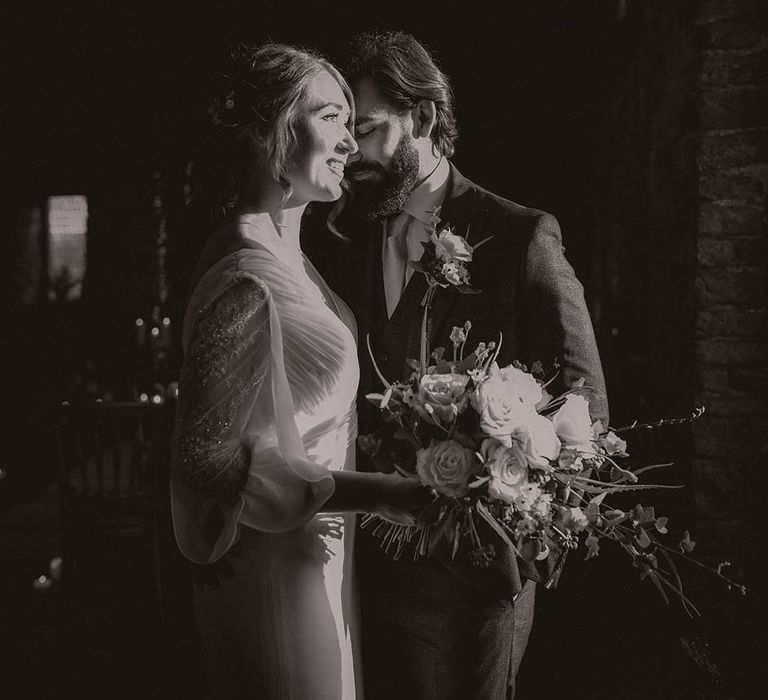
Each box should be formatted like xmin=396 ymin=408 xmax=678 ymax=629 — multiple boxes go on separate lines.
xmin=382 ymin=211 xmax=412 ymax=318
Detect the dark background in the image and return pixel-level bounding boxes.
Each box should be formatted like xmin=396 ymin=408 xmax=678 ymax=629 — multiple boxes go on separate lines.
xmin=3 ymin=0 xmax=632 ymax=504
xmin=3 ymin=0 xmax=622 ymax=376
xmin=2 ymin=1 xmax=765 ymax=698
xmin=4 ymin=0 xmax=620 ymax=287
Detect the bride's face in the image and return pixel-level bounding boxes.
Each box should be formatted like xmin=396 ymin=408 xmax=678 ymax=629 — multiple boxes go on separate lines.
xmin=284 ymin=70 xmax=358 ymax=206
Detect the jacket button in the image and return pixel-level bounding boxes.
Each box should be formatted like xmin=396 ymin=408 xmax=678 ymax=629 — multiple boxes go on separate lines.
xmin=379 ymin=353 xmax=389 ymax=363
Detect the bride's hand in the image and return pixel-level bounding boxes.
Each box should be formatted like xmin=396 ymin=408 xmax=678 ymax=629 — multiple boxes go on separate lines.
xmin=370 ymin=472 xmax=432 ymax=526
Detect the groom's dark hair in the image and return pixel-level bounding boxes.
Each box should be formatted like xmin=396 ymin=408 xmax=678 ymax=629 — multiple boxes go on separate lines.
xmin=345 ymin=31 xmax=458 ymax=158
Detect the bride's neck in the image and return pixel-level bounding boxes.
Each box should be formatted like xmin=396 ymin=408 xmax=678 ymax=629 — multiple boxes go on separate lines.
xmin=270 ymin=205 xmax=305 ymax=249
xmin=237 ymin=202 xmax=306 ymax=250
xmin=237 ymin=172 xmax=306 ymax=250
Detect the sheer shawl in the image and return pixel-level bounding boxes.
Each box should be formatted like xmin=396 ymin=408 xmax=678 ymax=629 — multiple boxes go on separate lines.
xmin=171 ymin=220 xmax=339 ymax=564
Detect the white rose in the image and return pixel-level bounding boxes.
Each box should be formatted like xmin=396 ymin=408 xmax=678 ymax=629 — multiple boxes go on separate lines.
xmin=552 ymin=394 xmax=594 ymax=451
xmin=481 ymin=438 xmax=530 ymax=505
xmin=472 ymin=365 xmax=542 ymax=444
xmin=516 ymin=413 xmax=561 ymax=471
xmin=431 ymin=229 xmax=472 ymax=262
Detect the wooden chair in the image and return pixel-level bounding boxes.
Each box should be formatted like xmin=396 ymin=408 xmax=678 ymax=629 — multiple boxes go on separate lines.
xmin=55 ymin=399 xmax=173 ymax=624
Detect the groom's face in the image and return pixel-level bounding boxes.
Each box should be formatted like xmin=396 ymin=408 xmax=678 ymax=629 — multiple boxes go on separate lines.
xmin=344 ymin=77 xmax=420 ymax=220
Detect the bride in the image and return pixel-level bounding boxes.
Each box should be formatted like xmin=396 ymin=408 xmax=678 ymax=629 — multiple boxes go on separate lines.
xmin=170 ymin=43 xmax=425 ymax=699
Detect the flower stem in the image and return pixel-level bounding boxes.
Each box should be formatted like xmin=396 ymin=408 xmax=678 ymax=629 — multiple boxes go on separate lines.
xmin=613 ymin=407 xmax=706 ymax=434
xmin=420 ymin=284 xmax=438 ymax=375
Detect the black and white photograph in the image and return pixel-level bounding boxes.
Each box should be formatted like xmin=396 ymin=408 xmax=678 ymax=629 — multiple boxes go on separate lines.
xmin=1 ymin=1 xmax=765 ymax=698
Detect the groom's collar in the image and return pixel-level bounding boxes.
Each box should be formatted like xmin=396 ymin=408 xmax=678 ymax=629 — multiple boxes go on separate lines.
xmin=402 ymin=157 xmax=450 ymax=226
xmin=437 ymin=162 xmax=484 ymax=244
xmin=445 ymin=161 xmax=474 ymax=200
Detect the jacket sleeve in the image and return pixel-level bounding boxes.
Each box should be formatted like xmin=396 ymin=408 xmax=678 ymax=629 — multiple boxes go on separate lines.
xmin=520 ymin=213 xmax=609 ymax=425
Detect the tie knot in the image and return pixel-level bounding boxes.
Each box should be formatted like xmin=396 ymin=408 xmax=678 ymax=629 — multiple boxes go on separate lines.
xmin=385 ymin=211 xmax=411 ymax=239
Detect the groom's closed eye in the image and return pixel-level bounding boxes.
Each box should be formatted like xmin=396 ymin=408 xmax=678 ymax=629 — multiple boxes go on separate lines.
xmin=354 ymin=118 xmax=376 ymax=138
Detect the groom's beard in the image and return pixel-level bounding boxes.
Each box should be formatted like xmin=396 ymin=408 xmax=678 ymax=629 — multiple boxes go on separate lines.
xmin=344 ymin=133 xmax=419 ymax=221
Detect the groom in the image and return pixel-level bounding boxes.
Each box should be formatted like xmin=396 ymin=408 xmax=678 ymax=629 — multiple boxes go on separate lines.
xmin=307 ymin=31 xmax=609 ymax=700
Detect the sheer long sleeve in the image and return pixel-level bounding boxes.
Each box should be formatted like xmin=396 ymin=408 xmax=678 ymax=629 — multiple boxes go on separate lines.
xmin=170 ymin=268 xmax=335 ymax=564
xmin=175 ymin=277 xmax=271 ymax=500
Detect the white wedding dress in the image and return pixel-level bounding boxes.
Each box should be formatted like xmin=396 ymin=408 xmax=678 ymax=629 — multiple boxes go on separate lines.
xmin=171 ymin=214 xmax=362 ymax=699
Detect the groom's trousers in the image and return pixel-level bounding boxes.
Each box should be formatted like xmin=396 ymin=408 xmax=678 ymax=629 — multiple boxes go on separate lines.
xmin=358 ymin=532 xmax=536 ymax=700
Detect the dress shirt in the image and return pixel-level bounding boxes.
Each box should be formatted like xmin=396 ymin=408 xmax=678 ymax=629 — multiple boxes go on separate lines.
xmin=382 ymin=157 xmax=450 ymax=317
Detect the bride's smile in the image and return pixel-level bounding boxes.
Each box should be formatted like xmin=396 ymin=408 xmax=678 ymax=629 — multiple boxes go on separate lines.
xmin=284 ymin=70 xmax=358 ymax=206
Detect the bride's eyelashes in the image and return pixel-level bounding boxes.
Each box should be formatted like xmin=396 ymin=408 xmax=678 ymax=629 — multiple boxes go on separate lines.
xmin=322 ymin=112 xmax=355 ymax=132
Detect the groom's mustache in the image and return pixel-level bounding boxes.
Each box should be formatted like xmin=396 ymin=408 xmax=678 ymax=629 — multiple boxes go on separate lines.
xmin=344 ymin=161 xmax=388 ymax=182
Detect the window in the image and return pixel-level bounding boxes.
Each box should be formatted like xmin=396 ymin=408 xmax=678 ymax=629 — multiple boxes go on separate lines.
xmin=47 ymin=195 xmax=88 ymax=301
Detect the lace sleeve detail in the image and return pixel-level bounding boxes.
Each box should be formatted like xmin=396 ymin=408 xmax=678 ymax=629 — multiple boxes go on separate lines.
xmin=174 ymin=276 xmax=270 ymax=500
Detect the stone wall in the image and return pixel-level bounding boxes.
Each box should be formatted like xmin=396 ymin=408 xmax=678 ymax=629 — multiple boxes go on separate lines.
xmin=691 ymin=0 xmax=767 ymax=633
xmin=590 ymin=0 xmax=766 ymax=691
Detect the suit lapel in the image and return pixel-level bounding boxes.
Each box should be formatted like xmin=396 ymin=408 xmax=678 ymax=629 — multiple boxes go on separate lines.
xmin=390 ymin=256 xmax=428 ymax=324
xmin=426 ymin=164 xmax=490 ymax=349
xmin=437 ymin=164 xmax=491 ymax=248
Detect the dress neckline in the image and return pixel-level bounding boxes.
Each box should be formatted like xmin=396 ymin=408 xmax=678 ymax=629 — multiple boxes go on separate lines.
xmin=235 ymin=215 xmax=348 ymax=328
xmin=239 ymin=213 xmax=303 ymax=255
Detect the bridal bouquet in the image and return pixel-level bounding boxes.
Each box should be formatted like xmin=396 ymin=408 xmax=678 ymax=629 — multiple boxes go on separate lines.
xmin=359 ymin=215 xmax=745 ymax=614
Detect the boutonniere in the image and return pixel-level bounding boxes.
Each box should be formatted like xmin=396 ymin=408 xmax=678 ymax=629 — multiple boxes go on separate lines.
xmin=404 ymin=206 xmax=493 ymax=371
xmin=408 ymin=206 xmax=493 ymax=295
